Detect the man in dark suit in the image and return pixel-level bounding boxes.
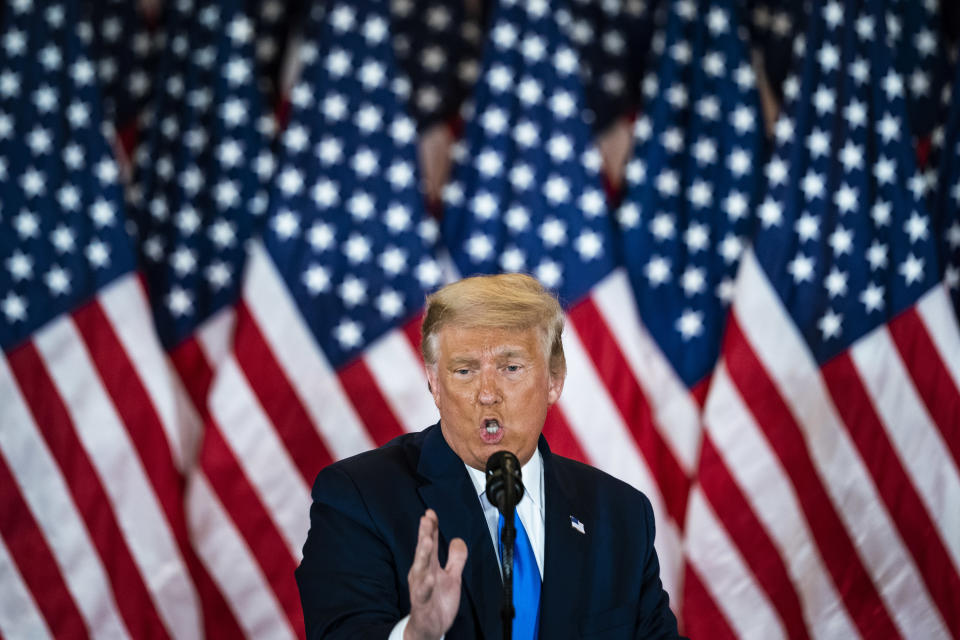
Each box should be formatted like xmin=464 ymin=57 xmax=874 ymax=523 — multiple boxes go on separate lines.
xmin=296 ymin=274 xmax=683 ymax=639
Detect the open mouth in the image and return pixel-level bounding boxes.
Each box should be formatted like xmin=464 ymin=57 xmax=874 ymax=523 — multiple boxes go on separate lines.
xmin=481 ymin=418 xmax=504 ymax=444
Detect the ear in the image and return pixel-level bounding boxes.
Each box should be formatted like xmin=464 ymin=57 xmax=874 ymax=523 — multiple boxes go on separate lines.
xmin=425 ymin=365 xmax=441 ymax=408
xmin=546 ymin=369 xmax=565 ymax=406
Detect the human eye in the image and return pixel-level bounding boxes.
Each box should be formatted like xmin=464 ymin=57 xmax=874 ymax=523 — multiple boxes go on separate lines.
xmin=504 ymin=364 xmax=522 ymax=373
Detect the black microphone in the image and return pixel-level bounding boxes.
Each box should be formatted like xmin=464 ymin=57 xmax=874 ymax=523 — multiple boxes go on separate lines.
xmin=485 ymin=450 xmax=524 ymax=640
xmin=485 ymin=450 xmax=525 ymax=514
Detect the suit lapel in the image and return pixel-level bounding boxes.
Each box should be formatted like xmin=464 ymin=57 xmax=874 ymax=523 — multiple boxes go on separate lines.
xmin=539 ymin=438 xmax=589 ymax=638
xmin=416 ymin=424 xmax=502 ymax=639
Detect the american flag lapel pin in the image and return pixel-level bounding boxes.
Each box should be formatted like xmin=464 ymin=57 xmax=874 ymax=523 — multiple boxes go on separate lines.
xmin=569 ymin=515 xmax=585 ymax=534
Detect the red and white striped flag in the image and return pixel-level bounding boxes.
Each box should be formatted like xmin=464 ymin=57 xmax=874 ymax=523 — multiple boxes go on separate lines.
xmin=683 ymin=0 xmax=960 ymax=637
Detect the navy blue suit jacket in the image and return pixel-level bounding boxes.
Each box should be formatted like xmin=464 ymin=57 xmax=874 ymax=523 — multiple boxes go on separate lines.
xmin=296 ymin=424 xmax=683 ymax=638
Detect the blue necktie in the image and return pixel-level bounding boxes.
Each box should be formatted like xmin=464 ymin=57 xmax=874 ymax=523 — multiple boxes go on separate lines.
xmin=498 ymin=511 xmax=541 ymax=640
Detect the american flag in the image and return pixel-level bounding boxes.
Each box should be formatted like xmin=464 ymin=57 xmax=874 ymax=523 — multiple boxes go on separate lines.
xmin=4 ymin=0 xmax=960 ymax=638
xmin=613 ymin=0 xmax=764 ymax=607
xmin=684 ymin=0 xmax=960 ymax=638
xmin=0 ymin=2 xmax=212 ymax=637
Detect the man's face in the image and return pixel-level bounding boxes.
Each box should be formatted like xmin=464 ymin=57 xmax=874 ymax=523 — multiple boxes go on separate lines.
xmin=425 ymin=324 xmax=564 ymax=470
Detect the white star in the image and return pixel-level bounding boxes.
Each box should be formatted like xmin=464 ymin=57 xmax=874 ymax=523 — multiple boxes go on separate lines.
xmin=839 ymin=142 xmax=863 ymax=172
xmin=845 ymin=100 xmax=867 ymax=129
xmin=697 ymin=96 xmax=719 ymax=121
xmin=656 ymin=170 xmax=679 ymax=197
xmin=379 ymin=246 xmax=407 ymax=275
xmin=871 ymin=201 xmax=891 ymax=227
xmin=681 ymin=267 xmax=706 ymax=296
xmin=579 ymin=190 xmax=605 ymax=218
xmin=14 ymin=211 xmax=39 ymax=238
xmin=823 ymin=1 xmax=843 ymax=29
xmin=877 ymin=113 xmax=899 ymax=143
xmin=335 ymin=320 xmax=363 ymax=350
xmin=703 ymin=52 xmax=725 ymax=77
xmin=272 ymin=210 xmax=300 ymax=239
xmin=387 ymin=161 xmax=414 ymax=189
xmin=759 ymin=198 xmax=783 ymax=227
xmin=801 ymin=171 xmax=824 ymax=200
xmin=728 ymin=148 xmax=751 ymax=176
xmin=522 ymin=35 xmax=546 ymax=61
xmin=766 ymin=157 xmax=788 ymax=186
xmin=724 ymin=191 xmax=748 ymax=220
xmin=676 ymin=309 xmax=704 ymax=340
xmin=547 ymin=134 xmax=573 ymax=162
xmin=818 ymin=309 xmax=842 ymax=340
xmin=554 ymin=47 xmax=578 ymax=75
xmin=390 ymin=116 xmax=416 ymax=144
xmin=167 ymin=287 xmax=193 ymax=317
xmin=882 ymin=71 xmax=904 ymax=100
xmin=824 ymin=267 xmax=848 ymax=298
xmin=487 ymin=64 xmax=513 ymax=92
xmin=834 ymin=184 xmax=858 ymax=214
xmin=688 ymin=181 xmax=712 ymax=208
xmin=867 ymin=241 xmax=888 ymax=270
xmin=807 ymin=128 xmax=830 ymax=157
xmin=500 ymin=246 xmax=526 ymax=272
xmin=21 ymin=168 xmax=45 ymax=198
xmin=544 ymin=175 xmax=570 ymax=203
xmin=731 ymin=105 xmax=755 ymax=133
xmin=220 ymin=98 xmax=248 ymax=126
xmin=829 ymin=226 xmax=853 ymax=256
xmin=812 ymin=86 xmax=835 ymax=114
xmin=510 ymin=164 xmax=534 ymax=191
xmin=2 ymin=293 xmax=27 ymax=322
xmin=467 ymin=233 xmax=494 ymax=262
xmin=795 ymin=214 xmax=820 ymax=242
xmin=376 ymin=289 xmax=404 ymax=319
xmin=363 ymin=15 xmax=388 ymax=43
xmin=51 ymin=225 xmax=75 ymax=253
xmin=719 ymin=234 xmax=743 ymax=263
xmin=492 ymin=22 xmax=518 ymax=49
xmin=849 ymin=58 xmax=869 ymax=84
xmin=947 ymin=221 xmax=960 ymax=250
xmin=351 ymin=148 xmax=379 ymax=177
xmin=860 ymin=282 xmax=885 ymax=313
xmin=645 ymin=256 xmax=671 ymax=285
xmin=874 ymin=156 xmax=895 ymax=185
xmin=6 ymin=250 xmax=32 ymax=280
xmin=855 ymin=15 xmax=874 ymax=40
xmin=535 ymin=260 xmax=562 ymax=289
xmin=224 ymin=57 xmax=252 ymax=85
xmin=481 ymin=107 xmax=508 ymax=135
xmin=518 ymin=77 xmax=542 ymax=105
xmin=322 ymin=94 xmax=347 ymax=121
xmin=904 ymin=212 xmax=929 ymax=243
xmin=693 ymin=138 xmax=717 ymax=165
xmin=539 ymin=218 xmax=567 ymax=248
xmin=416 ymin=259 xmax=442 ymax=288
xmin=471 ymin=192 xmax=498 ymax=220
xmin=899 ymin=254 xmax=924 ymax=286
xmin=575 ymin=231 xmax=603 ymax=260
xmin=171 ymin=246 xmax=197 ymax=276
xmin=344 ymin=233 xmax=371 ymax=263
xmin=788 ymin=253 xmax=815 ymax=283
xmin=339 ymin=275 xmax=367 ymax=307
xmin=356 ymin=104 xmax=383 ymax=132
xmin=90 ymin=198 xmax=116 ymax=227
xmin=650 ymin=213 xmax=675 ymax=240
xmin=506 ymin=206 xmax=530 ymax=232
xmin=818 ymin=44 xmax=840 ymax=72
xmin=348 ymin=193 xmax=374 ymax=220
xmin=209 ymin=219 xmax=237 ymax=248
xmin=549 ymin=91 xmax=576 ymax=119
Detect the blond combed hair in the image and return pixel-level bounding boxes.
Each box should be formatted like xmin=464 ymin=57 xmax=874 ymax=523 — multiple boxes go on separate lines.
xmin=421 ymin=273 xmax=566 ymax=377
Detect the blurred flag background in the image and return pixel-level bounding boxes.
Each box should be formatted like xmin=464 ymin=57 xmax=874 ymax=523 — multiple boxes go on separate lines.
xmin=1 ymin=0 xmax=958 ymax=638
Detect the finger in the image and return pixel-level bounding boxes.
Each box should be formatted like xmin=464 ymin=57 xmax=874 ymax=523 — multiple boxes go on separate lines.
xmin=424 ymin=509 xmax=441 ymax=570
xmin=411 ymin=514 xmax=435 ymax=574
xmin=443 ymin=538 xmax=468 ymax=579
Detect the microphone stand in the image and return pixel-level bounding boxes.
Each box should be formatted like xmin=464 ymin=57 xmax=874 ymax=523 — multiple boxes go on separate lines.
xmin=499 ymin=478 xmax=517 ymax=640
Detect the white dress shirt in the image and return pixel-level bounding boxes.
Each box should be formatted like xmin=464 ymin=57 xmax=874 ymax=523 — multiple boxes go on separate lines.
xmin=389 ymin=451 xmax=546 ymax=639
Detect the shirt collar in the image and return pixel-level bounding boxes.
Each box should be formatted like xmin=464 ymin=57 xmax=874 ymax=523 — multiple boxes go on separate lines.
xmin=466 ymin=448 xmax=543 ymax=512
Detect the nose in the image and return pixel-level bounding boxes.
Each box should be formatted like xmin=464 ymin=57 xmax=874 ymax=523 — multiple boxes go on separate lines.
xmin=476 ymin=368 xmax=501 ymax=405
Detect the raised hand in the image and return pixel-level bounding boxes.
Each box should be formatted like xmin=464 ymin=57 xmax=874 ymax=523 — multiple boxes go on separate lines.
xmin=404 ymin=509 xmax=468 ymax=640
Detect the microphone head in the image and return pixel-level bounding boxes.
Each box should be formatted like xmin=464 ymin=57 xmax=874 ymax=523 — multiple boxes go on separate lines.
xmin=485 ymin=450 xmax=524 ymax=512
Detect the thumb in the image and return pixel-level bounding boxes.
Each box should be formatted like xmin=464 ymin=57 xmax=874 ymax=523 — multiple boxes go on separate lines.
xmin=443 ymin=538 xmax=468 ymax=578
